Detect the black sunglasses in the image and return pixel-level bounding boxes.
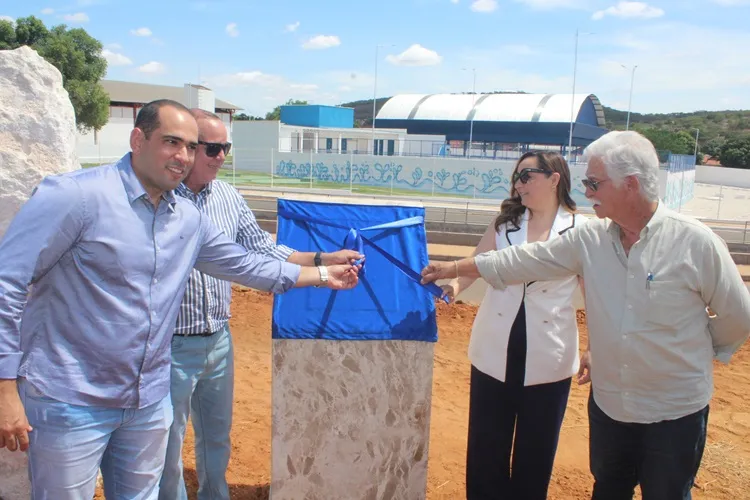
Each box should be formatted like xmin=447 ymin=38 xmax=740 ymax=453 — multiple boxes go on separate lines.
xmin=199 ymin=141 xmax=231 ymax=158
xmin=512 ymin=167 xmax=550 ymax=184
xmin=581 ymin=178 xmax=607 ymax=191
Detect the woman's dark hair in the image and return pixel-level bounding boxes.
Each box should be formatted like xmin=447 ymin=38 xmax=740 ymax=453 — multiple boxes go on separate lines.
xmin=494 ymin=151 xmax=577 ymax=232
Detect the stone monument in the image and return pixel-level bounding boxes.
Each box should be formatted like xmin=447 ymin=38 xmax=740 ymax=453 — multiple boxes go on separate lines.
xmin=270 ymin=197 xmax=441 ymax=500
xmin=0 ymin=45 xmax=80 ymax=500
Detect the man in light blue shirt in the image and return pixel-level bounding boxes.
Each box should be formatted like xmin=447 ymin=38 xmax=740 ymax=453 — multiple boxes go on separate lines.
xmin=0 ymin=99 xmax=360 ymax=499
xmin=159 ymin=109 xmax=360 ymax=500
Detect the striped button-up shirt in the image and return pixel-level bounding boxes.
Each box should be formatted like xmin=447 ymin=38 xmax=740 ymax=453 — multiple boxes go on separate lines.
xmin=174 ymin=180 xmax=295 ymax=335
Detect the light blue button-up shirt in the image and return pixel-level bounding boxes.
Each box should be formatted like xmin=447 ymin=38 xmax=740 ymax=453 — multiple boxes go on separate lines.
xmin=0 ymin=154 xmax=300 ymax=409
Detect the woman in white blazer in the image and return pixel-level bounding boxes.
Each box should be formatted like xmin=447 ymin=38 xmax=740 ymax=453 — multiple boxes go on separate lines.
xmin=441 ymin=151 xmax=584 ymax=500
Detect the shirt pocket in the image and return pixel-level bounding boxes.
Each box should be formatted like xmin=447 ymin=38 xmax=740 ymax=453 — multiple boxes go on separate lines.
xmin=646 ymin=281 xmax=696 ymax=329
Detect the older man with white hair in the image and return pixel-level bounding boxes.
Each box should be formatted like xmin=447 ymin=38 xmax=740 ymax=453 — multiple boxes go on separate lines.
xmin=421 ymin=130 xmax=750 ymax=499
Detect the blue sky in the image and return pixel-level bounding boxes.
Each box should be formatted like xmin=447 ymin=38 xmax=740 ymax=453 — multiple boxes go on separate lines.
xmin=3 ymin=0 xmax=750 ymax=117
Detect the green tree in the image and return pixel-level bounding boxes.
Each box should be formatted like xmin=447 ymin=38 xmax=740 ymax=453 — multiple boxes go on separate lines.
xmin=637 ymin=127 xmax=694 ymax=155
xmin=0 ymin=20 xmax=16 ymax=50
xmin=265 ymin=99 xmax=308 ymax=121
xmin=0 ymin=16 xmax=109 ymax=132
xmin=233 ymin=113 xmax=263 ymax=121
xmin=719 ymin=136 xmax=750 ymax=169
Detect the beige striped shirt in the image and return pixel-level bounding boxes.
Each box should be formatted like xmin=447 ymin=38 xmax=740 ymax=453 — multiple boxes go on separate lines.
xmin=474 ymin=203 xmax=750 ymax=423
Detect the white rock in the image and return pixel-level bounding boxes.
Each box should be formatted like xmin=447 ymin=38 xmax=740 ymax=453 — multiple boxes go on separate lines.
xmin=0 ymin=45 xmax=80 ymax=238
xmin=0 ymin=44 xmax=80 ymax=500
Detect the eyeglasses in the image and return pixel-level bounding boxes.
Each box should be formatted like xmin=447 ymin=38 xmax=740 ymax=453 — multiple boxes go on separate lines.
xmin=199 ymin=141 xmax=232 ymax=158
xmin=512 ymin=168 xmax=550 ymax=184
xmin=581 ymin=178 xmax=608 ymax=191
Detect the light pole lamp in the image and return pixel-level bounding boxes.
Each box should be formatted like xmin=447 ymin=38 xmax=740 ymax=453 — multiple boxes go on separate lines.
xmin=621 ymin=64 xmax=638 ymax=131
xmin=462 ymin=67 xmax=477 ymax=158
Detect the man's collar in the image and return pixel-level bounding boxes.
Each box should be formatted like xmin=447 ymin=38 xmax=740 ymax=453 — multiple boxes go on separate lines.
xmin=176 ymin=180 xmax=213 ymax=198
xmin=117 ymin=153 xmax=177 ymax=211
xmin=607 ymin=200 xmax=664 ymax=239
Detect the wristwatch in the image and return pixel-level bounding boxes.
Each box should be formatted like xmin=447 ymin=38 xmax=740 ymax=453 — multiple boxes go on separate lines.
xmin=316 ymin=265 xmax=328 ymax=287
xmin=314 ymin=251 xmax=322 ymax=267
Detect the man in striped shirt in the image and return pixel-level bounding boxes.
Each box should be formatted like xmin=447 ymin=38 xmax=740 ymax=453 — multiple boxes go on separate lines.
xmin=159 ymin=109 xmax=361 ymax=500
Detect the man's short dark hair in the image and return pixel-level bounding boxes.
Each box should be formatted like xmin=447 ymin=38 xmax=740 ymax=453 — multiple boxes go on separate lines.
xmin=135 ymin=99 xmax=192 ymax=139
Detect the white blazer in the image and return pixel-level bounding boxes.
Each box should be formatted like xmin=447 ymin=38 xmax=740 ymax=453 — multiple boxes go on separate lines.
xmin=468 ymin=206 xmax=583 ymax=386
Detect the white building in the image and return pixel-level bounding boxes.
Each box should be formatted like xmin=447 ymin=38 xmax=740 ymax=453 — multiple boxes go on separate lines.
xmin=77 ymin=80 xmax=241 ymax=165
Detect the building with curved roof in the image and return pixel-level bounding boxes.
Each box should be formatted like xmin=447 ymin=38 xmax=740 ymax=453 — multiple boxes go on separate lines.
xmin=374 ymin=93 xmax=608 ymax=150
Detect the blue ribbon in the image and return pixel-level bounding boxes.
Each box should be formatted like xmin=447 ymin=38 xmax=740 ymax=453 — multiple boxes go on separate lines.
xmin=277 ymin=207 xmax=448 ymax=303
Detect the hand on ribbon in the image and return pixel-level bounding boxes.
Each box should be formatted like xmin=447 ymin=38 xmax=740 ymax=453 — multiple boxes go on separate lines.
xmin=323 ymin=249 xmax=365 ymax=266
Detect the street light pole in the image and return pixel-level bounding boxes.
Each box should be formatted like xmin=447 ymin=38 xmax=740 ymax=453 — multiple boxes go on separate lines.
xmin=372 ymin=44 xmax=394 ymax=156
xmin=622 ymin=64 xmax=638 ymax=131
xmin=567 ymin=29 xmax=579 ymax=164
xmin=462 ymin=67 xmax=476 ymax=158
xmin=567 ymin=29 xmax=593 ymax=163
xmin=693 ymin=128 xmax=700 ymax=157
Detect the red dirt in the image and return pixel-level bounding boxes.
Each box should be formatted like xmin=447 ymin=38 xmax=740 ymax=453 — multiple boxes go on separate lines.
xmin=99 ymin=288 xmax=750 ymax=499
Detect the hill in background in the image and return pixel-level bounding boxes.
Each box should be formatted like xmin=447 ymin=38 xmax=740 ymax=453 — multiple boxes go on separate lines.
xmin=339 ymin=94 xmax=750 ymax=161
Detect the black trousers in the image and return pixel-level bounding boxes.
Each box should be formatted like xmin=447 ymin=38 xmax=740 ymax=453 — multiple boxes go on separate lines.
xmin=466 ymin=301 xmax=571 ymax=500
xmin=588 ymin=392 xmax=709 ymax=500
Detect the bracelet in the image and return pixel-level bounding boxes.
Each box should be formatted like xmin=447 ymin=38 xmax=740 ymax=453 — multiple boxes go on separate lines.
xmin=454 ymin=260 xmax=459 ymax=278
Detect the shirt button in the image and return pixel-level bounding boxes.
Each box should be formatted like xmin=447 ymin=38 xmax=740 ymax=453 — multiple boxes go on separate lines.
xmin=153 ymin=278 xmax=158 ymax=284
xmin=627 ymin=304 xmax=633 ymax=310
xmin=629 ymin=274 xmax=635 ymax=279
xmin=622 ymin=335 xmax=627 ymax=340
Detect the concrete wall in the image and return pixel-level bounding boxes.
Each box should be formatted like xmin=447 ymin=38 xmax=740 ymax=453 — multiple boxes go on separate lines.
xmin=696 ymin=165 xmax=750 ymax=189
xmin=77 ymin=106 xmax=133 ymax=165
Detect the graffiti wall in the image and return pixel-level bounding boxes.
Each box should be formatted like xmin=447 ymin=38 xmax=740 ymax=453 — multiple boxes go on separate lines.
xmin=238 ymin=151 xmax=593 ymax=207
xmin=235 ymin=150 xmax=696 ymax=210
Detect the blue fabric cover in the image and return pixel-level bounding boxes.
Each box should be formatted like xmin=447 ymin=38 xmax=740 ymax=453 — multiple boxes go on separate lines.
xmin=272 ymin=199 xmax=439 ymax=342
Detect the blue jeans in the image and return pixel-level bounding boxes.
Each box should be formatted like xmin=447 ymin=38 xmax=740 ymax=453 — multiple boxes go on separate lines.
xmin=588 ymin=392 xmax=709 ymax=500
xmin=19 ymin=377 xmax=173 ymax=500
xmin=159 ymin=325 xmax=234 ymax=500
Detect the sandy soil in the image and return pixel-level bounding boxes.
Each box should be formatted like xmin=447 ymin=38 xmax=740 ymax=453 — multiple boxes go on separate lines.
xmin=99 ymin=287 xmax=750 ymax=499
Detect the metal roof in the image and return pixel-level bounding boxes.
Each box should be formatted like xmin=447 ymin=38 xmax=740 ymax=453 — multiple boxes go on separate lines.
xmin=376 ymin=93 xmax=606 ymax=127
xmin=100 ymin=80 xmax=241 ymax=110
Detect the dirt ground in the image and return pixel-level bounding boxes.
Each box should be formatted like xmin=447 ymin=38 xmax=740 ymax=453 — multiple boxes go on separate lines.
xmin=168 ymin=288 xmax=750 ymax=499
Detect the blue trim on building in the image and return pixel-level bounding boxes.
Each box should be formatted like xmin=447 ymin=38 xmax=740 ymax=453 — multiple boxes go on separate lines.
xmin=281 ymin=105 xmax=354 ymax=129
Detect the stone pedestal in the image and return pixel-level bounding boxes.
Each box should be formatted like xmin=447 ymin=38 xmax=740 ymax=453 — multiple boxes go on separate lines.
xmin=271 ymin=340 xmax=434 ymax=500
xmin=270 ymin=198 xmax=438 ymax=500
xmin=0 ymin=45 xmax=80 ymax=499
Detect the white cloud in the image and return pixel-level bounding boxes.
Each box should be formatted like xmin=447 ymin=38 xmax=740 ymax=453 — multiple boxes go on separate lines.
xmin=0 ymin=15 xmax=13 ymax=23
xmin=102 ymin=49 xmax=132 ymax=66
xmin=225 ymin=22 xmax=239 ymax=37
xmin=63 ymin=12 xmax=89 ymax=23
xmin=130 ymin=27 xmax=152 ymax=37
xmin=471 ymin=0 xmax=498 ymax=12
xmin=711 ymin=0 xmax=750 ymax=4
xmin=338 ymin=85 xmax=353 ymax=92
xmin=105 ymin=42 xmax=122 ymax=50
xmin=451 ymin=0 xmax=460 ymax=3
xmin=302 ymin=35 xmax=341 ymax=50
xmin=289 ymin=83 xmax=319 ymax=91
xmin=209 ymin=71 xmax=285 ymax=87
xmin=514 ymin=0 xmax=587 ymax=9
xmin=138 ymin=61 xmax=165 ymax=74
xmin=386 ymin=44 xmax=443 ymax=66
xmin=284 ymin=21 xmax=300 ymax=32
xmin=592 ymin=1 xmax=665 ymax=20
xmin=41 ymin=7 xmax=55 ymax=14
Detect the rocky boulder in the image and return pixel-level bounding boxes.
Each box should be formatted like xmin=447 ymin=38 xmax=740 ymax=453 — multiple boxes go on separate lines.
xmin=0 ymin=44 xmax=81 ymax=500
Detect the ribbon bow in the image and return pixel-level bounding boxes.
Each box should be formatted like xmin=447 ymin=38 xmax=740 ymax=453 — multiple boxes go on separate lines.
xmin=277 ymin=207 xmax=448 ymax=303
